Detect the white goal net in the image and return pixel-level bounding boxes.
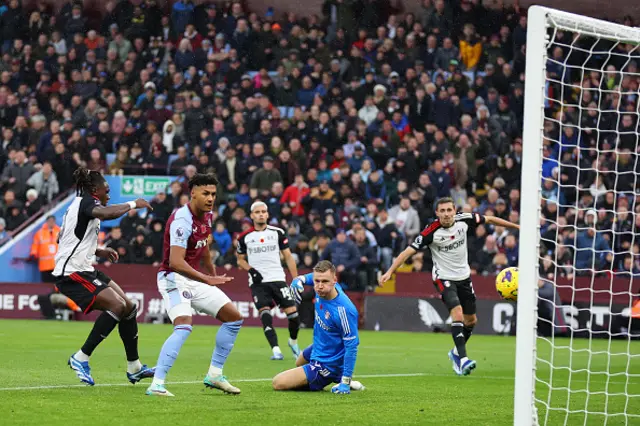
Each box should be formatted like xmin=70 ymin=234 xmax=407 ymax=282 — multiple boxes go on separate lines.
xmin=516 ymin=6 xmax=640 ymax=426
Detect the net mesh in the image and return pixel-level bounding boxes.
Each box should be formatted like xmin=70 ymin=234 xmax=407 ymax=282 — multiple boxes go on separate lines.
xmin=535 ymin=12 xmax=640 ymax=426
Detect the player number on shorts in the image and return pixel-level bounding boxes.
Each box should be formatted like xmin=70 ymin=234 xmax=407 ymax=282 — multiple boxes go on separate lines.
xmin=280 ymin=287 xmax=293 ymax=300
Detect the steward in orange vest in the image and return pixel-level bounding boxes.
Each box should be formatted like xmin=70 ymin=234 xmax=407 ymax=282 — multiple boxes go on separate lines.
xmin=30 ymin=215 xmax=60 ymax=283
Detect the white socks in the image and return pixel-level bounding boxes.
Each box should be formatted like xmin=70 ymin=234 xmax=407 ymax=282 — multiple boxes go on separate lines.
xmin=127 ymin=359 xmax=143 ymax=374
xmin=208 ymin=365 xmax=223 ymax=378
xmin=74 ymin=350 xmax=90 ymax=362
xmin=289 ymin=338 xmax=298 ymax=346
xmin=152 ymin=377 xmax=165 ymax=386
xmin=273 ymin=346 xmax=282 ymax=356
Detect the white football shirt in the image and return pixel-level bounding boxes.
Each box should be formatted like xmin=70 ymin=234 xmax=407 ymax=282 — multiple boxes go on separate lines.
xmin=53 ymin=196 xmax=101 ymax=276
xmin=411 ymin=212 xmax=485 ymax=281
xmin=237 ymin=225 xmax=289 ymax=285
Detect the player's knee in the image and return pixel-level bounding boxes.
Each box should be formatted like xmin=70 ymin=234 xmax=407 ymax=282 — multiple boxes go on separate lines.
xmin=173 ymin=315 xmax=193 ymax=326
xmin=226 ymin=311 xmax=243 ymax=322
xmin=109 ymin=296 xmax=127 ymax=318
xmin=123 ymin=299 xmax=136 ymax=317
xmin=450 ymin=306 xmax=464 ymax=322
xmin=287 ymin=311 xmax=300 ymax=325
xmin=272 ymin=375 xmax=285 ymax=391
xmin=260 ymin=309 xmax=273 ymax=327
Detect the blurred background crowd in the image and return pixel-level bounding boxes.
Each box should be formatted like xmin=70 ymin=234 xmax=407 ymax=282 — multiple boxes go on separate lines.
xmin=0 ymin=0 xmax=638 ymax=290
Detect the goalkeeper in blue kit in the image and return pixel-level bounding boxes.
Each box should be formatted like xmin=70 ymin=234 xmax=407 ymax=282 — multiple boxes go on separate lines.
xmin=272 ymin=260 xmax=364 ymax=393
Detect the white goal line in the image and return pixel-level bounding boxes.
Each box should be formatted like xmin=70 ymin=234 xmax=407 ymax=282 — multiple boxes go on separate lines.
xmin=0 ymin=372 xmax=426 ymax=392
xmin=0 ymin=372 xmax=638 ymax=392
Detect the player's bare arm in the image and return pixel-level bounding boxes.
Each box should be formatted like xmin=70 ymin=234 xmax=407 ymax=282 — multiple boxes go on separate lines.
xmin=202 ymin=238 xmax=217 ymax=276
xmin=169 ymin=245 xmax=232 ymax=286
xmin=236 ymin=253 xmax=251 ymax=271
xmin=91 ymin=198 xmax=153 ymax=221
xmin=281 ymin=248 xmax=298 ymax=279
xmin=484 ymin=216 xmax=520 ymax=230
xmin=96 ymin=247 xmax=119 ymax=262
xmin=378 ymin=246 xmax=417 ymax=286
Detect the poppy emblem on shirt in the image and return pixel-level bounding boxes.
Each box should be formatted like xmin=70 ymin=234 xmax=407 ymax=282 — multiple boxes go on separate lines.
xmin=260 ymin=238 xmax=264 ymax=243
xmin=325 ymin=310 xmax=330 ymax=320
xmin=201 ymin=225 xmax=207 ymax=233
xmin=450 ymin=235 xmax=455 ymax=240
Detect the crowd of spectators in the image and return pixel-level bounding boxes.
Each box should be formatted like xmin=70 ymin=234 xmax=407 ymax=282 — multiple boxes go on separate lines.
xmin=1 ymin=0 xmax=639 ymax=287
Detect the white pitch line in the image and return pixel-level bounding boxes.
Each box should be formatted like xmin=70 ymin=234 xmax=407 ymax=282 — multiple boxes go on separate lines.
xmin=0 ymin=373 xmax=427 ymax=392
xmin=0 ymin=372 xmax=637 ymax=392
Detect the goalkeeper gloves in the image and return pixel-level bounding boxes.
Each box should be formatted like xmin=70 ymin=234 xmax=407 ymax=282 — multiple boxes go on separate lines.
xmin=290 ymin=276 xmax=305 ymax=304
xmin=331 ymin=377 xmax=351 ymax=395
xmin=248 ymin=268 xmax=263 ymax=285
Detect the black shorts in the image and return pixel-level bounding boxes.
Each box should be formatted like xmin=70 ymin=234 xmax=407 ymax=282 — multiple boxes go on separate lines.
xmin=251 ymin=281 xmax=296 ymax=311
xmin=434 ymin=277 xmax=476 ymax=315
xmin=55 ymin=270 xmax=113 ymax=314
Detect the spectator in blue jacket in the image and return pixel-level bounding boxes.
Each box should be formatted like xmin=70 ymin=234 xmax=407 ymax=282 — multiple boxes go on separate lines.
xmin=213 ymin=221 xmax=231 ymax=257
xmin=572 ymin=213 xmax=613 ymax=273
xmin=428 ymin=158 xmax=451 ymax=198
xmin=321 ymin=228 xmax=361 ymax=290
xmin=296 ymin=76 xmax=315 ymax=107
xmin=171 ymin=0 xmax=194 ymax=34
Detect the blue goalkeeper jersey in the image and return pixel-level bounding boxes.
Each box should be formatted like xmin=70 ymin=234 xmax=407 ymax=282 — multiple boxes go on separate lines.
xmin=297 ymin=273 xmax=360 ymax=377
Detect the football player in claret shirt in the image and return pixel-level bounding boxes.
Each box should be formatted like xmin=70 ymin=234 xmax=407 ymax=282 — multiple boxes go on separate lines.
xmin=380 ymin=197 xmax=519 ymax=376
xmin=147 ymin=173 xmax=242 ymax=397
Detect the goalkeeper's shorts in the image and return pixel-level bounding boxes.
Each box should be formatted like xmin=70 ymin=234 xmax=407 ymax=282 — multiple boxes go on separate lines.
xmin=303 ymin=360 xmax=341 ymax=391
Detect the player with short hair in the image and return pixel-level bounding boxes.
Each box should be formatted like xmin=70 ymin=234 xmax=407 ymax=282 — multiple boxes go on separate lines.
xmin=236 ymin=201 xmax=300 ymax=360
xmin=54 ymin=167 xmax=155 ymax=386
xmin=379 ymin=197 xmax=520 ymax=376
xmin=289 ymin=272 xmax=366 ymax=391
xmin=146 ymin=173 xmax=242 ymax=397
xmin=272 ymin=260 xmax=359 ymax=394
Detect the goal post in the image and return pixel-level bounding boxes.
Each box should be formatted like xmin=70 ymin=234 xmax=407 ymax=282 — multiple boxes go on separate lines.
xmin=515 ymin=6 xmax=640 ymax=426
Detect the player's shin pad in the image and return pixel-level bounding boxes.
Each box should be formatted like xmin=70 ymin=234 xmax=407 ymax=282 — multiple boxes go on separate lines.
xmin=155 ymin=325 xmax=192 ymax=380
xmin=287 ymin=312 xmax=300 ymax=340
xmin=260 ymin=310 xmax=279 ymax=348
xmin=81 ymin=310 xmax=120 ymax=356
xmin=451 ymin=322 xmax=467 ymax=359
xmin=211 ymin=320 xmax=243 ymax=368
xmin=463 ymin=325 xmax=474 ymax=343
xmin=119 ymin=306 xmax=139 ymax=361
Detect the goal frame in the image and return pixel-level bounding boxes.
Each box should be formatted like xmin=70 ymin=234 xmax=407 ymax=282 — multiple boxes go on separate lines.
xmin=515 ymin=6 xmax=640 ymax=425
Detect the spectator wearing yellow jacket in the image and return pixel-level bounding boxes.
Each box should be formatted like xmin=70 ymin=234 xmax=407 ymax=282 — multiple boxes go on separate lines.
xmin=459 ymin=24 xmax=482 ymax=71
xmin=30 ymin=215 xmax=60 ymax=283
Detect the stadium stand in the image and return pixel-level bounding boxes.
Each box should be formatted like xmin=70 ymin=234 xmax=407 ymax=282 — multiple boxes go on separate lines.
xmin=0 ymin=0 xmax=637 ymax=291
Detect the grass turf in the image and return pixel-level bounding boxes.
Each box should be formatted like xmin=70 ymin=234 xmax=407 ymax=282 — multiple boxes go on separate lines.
xmin=0 ymin=320 xmax=637 ymax=425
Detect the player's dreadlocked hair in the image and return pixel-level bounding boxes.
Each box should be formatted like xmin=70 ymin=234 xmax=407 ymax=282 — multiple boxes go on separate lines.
xmin=73 ymin=167 xmax=105 ymax=196
xmin=188 ymin=173 xmax=219 ymax=190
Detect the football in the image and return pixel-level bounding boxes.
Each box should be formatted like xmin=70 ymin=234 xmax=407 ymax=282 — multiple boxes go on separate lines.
xmin=496 ymin=267 xmax=519 ymax=301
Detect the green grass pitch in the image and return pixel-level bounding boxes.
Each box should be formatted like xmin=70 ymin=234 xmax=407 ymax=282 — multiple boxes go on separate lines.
xmin=0 ymin=320 xmax=637 ymax=425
